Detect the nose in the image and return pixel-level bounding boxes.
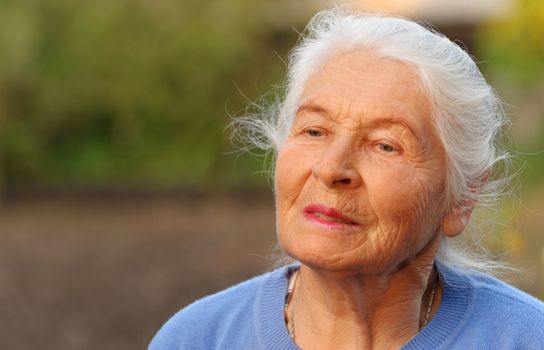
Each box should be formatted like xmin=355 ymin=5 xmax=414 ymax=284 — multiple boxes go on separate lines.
xmin=312 ymin=139 xmax=362 ymax=189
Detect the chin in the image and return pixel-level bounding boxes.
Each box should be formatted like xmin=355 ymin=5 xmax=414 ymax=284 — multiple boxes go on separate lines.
xmin=280 ymin=235 xmax=398 ymax=276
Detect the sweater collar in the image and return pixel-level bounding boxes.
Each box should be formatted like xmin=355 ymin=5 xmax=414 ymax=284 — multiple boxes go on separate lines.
xmin=255 ymin=262 xmax=472 ymax=350
xmin=402 ymin=261 xmax=472 ymax=349
xmin=256 ymin=265 xmax=300 ymax=350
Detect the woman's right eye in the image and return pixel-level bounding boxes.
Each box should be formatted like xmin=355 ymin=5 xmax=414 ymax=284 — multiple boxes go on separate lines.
xmin=306 ymin=129 xmax=323 ymax=137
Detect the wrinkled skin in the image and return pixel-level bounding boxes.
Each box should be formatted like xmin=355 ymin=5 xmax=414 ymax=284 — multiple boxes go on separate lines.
xmin=274 ymin=50 xmax=468 ymax=349
xmin=276 ymin=50 xmax=448 ymax=275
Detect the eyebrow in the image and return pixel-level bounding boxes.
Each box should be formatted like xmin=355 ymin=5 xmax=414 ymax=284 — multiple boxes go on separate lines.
xmin=296 ymin=103 xmax=329 ymax=115
xmin=366 ymin=117 xmax=422 ymax=142
xmin=296 ymin=102 xmax=422 ymax=141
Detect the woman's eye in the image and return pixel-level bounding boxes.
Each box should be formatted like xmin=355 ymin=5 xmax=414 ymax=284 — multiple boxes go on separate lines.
xmin=306 ymin=129 xmax=323 ymax=137
xmin=378 ymin=143 xmax=396 ymax=152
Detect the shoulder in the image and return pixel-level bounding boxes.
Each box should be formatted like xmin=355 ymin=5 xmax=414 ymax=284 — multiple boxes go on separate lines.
xmin=149 ymin=267 xmax=290 ymax=350
xmin=470 ymin=272 xmax=544 ymax=332
xmin=441 ymin=264 xmax=544 ymax=347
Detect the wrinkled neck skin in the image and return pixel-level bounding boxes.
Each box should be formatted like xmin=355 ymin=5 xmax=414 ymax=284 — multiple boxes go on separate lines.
xmin=292 ymin=233 xmax=442 ymax=350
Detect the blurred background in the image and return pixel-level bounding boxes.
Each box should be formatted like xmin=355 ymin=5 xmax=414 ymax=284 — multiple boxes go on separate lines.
xmin=0 ymin=0 xmax=543 ymax=349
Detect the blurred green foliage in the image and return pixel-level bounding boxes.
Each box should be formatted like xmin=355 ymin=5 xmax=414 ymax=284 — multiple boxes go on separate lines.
xmin=0 ymin=0 xmax=543 ymax=191
xmin=0 ymin=0 xmax=297 ymax=190
xmin=477 ymin=0 xmax=544 ymax=190
xmin=478 ymin=0 xmax=544 ymax=85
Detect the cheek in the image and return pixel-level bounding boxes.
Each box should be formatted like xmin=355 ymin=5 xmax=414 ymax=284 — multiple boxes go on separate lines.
xmin=274 ymin=145 xmax=313 ymax=257
xmin=365 ymin=161 xmax=417 ymax=204
xmin=274 ymin=145 xmax=313 ymax=219
xmin=366 ymin=161 xmax=445 ymax=235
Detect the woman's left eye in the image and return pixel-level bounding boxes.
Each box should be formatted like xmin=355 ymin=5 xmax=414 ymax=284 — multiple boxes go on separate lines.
xmin=306 ymin=129 xmax=323 ymax=137
xmin=378 ymin=143 xmax=397 ymax=153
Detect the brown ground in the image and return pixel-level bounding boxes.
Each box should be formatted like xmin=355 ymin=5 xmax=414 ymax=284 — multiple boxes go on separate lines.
xmin=0 ymin=191 xmax=542 ymax=349
xmin=0 ymin=192 xmax=278 ymax=350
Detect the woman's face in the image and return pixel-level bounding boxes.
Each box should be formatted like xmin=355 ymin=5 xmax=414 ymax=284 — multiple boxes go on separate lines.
xmin=275 ymin=50 xmax=448 ymax=274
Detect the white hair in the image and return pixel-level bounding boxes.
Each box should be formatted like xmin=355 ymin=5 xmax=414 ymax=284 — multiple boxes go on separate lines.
xmin=233 ymin=7 xmax=512 ymax=274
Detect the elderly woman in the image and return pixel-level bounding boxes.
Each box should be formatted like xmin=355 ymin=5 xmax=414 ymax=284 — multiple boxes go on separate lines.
xmin=150 ymin=8 xmax=544 ymax=350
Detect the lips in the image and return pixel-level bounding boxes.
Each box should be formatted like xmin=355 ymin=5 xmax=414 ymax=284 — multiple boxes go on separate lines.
xmin=303 ymin=204 xmax=358 ymax=227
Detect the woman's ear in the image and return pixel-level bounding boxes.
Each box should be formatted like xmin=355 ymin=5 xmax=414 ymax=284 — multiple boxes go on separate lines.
xmin=442 ymin=170 xmax=489 ymax=237
xmin=441 ymin=202 xmax=475 ymax=237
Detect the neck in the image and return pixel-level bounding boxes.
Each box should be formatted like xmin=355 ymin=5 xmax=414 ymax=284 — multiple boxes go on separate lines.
xmin=290 ymin=236 xmax=441 ymax=350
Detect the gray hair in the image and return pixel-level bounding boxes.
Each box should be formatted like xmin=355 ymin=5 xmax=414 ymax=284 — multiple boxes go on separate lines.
xmin=234 ymin=7 xmax=512 ymax=274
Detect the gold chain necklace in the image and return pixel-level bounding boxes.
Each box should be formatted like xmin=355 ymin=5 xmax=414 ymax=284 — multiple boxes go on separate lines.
xmin=284 ymin=268 xmax=299 ymax=340
xmin=284 ymin=267 xmax=439 ymax=342
xmin=423 ymin=267 xmax=439 ymax=328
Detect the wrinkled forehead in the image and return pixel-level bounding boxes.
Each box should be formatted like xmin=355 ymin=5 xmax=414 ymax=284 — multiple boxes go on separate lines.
xmin=293 ymin=50 xmax=434 ymax=135
xmin=301 ymin=50 xmax=427 ymax=105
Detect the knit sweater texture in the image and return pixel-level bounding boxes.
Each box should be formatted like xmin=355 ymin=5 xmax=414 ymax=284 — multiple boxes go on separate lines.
xmin=149 ymin=263 xmax=544 ymax=349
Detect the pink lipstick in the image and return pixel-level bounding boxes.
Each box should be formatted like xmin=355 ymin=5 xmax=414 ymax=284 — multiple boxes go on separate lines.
xmin=303 ymin=204 xmax=358 ymax=229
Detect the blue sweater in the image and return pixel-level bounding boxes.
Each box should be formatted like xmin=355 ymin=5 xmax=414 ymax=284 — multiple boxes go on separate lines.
xmin=150 ymin=263 xmax=544 ymax=349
